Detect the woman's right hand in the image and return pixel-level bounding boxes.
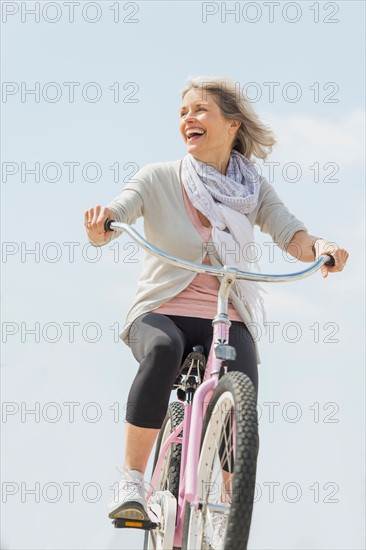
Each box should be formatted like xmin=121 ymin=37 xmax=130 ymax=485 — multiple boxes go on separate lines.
xmin=84 ymin=205 xmax=114 ymax=245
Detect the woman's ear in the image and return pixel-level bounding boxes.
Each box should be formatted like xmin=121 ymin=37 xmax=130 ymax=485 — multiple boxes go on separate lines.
xmin=229 ymin=119 xmax=241 ymax=134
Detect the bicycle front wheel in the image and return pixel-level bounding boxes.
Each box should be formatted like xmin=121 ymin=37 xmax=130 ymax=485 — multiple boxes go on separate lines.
xmin=183 ymin=371 xmax=259 ymax=550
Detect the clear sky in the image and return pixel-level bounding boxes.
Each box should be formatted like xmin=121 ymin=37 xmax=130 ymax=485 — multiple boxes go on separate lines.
xmin=1 ymin=1 xmax=365 ymax=549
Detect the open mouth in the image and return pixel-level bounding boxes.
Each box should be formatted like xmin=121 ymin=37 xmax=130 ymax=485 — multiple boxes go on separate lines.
xmin=186 ymin=129 xmax=206 ymax=142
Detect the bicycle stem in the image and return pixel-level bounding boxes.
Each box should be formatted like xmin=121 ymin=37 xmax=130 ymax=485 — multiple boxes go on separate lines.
xmin=212 ymin=271 xmax=237 ymax=328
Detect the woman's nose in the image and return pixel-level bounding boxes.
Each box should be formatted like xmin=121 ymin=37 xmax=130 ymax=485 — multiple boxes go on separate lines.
xmin=184 ymin=111 xmax=196 ymax=122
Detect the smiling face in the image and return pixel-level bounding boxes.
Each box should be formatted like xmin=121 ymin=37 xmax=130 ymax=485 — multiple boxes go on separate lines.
xmin=179 ymin=87 xmax=241 ymax=172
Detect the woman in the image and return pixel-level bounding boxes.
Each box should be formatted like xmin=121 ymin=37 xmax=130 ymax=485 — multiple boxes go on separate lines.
xmin=84 ymin=77 xmax=349 ymax=531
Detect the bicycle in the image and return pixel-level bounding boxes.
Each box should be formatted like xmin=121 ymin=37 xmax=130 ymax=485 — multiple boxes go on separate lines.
xmin=105 ymin=219 xmax=335 ymax=550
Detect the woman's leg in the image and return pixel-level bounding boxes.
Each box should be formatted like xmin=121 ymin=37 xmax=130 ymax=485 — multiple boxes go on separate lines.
xmin=124 ymin=312 xmax=188 ymax=473
xmin=124 ymin=424 xmax=160 ymax=474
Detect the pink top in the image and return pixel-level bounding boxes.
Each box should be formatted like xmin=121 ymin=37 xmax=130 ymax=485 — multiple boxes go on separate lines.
xmin=153 ymin=182 xmax=242 ymax=322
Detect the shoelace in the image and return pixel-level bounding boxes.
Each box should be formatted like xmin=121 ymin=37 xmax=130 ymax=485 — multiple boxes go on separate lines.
xmin=115 ymin=465 xmax=154 ymax=498
xmin=123 ymin=480 xmax=143 ymax=492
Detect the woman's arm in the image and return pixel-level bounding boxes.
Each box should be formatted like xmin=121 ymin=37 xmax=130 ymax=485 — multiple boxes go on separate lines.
xmin=286 ymin=230 xmax=349 ymax=278
xmin=84 ymin=190 xmax=144 ymax=247
xmin=252 ymin=178 xmax=349 ymax=278
xmin=84 ymin=165 xmax=152 ymax=246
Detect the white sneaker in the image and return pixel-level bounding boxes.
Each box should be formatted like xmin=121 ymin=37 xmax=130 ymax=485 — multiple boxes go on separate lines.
xmin=211 ymin=513 xmax=228 ymax=549
xmin=108 ymin=465 xmax=148 ymax=520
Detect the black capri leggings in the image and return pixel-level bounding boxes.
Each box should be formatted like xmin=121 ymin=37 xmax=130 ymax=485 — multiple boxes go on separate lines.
xmin=126 ymin=312 xmax=258 ymax=429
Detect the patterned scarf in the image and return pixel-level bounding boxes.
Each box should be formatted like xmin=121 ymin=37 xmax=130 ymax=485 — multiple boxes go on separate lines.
xmin=181 ymin=149 xmax=265 ymax=321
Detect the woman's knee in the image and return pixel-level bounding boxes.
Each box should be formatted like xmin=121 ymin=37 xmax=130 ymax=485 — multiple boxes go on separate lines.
xmin=148 ymin=333 xmax=185 ymax=369
xmin=130 ymin=313 xmax=186 ymax=362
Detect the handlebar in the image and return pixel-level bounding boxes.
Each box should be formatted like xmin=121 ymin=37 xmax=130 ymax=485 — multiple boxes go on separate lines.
xmin=104 ymin=220 xmax=335 ymax=283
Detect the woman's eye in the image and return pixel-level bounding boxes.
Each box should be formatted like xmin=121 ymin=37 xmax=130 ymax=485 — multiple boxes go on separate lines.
xmin=180 ymin=108 xmax=206 ymax=117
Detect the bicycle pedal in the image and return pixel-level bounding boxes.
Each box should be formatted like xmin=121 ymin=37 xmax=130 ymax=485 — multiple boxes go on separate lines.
xmin=112 ymin=517 xmax=159 ymax=530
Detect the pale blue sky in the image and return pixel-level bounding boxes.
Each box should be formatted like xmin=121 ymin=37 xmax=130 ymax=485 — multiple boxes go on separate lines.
xmin=1 ymin=1 xmax=365 ymax=549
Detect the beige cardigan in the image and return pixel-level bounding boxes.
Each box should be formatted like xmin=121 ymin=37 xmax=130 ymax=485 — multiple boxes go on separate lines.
xmin=90 ymin=159 xmax=307 ymax=363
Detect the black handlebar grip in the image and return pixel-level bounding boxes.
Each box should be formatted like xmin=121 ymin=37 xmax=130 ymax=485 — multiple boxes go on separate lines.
xmin=104 ymin=219 xmax=115 ymax=232
xmin=324 ymin=254 xmax=335 ymax=267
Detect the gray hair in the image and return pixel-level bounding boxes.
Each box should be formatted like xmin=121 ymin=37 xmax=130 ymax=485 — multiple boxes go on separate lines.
xmin=181 ymin=76 xmax=277 ymax=160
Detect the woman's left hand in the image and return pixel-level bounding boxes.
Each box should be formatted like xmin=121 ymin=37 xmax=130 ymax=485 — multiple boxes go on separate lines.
xmin=315 ymin=239 xmax=349 ymax=278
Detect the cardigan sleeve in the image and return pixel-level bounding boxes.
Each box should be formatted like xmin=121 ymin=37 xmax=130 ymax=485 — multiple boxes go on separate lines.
xmin=254 ymin=176 xmax=308 ymax=251
xmin=100 ymin=164 xmax=153 ymax=243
